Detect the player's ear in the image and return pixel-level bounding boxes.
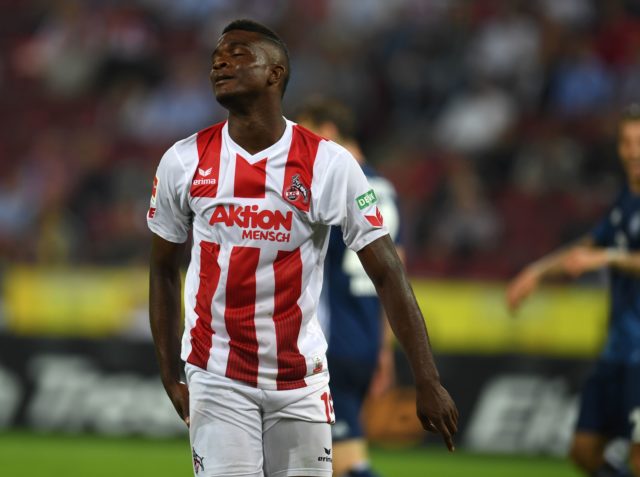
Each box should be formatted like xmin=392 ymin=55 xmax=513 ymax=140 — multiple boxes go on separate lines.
xmin=268 ymin=64 xmax=285 ymax=88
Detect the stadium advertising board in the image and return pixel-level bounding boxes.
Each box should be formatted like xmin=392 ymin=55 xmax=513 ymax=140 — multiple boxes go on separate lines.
xmin=0 ymin=333 xmax=592 ymax=455
xmin=3 ymin=267 xmax=608 ymax=357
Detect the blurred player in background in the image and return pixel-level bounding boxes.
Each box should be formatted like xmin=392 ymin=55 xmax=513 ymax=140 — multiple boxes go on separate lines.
xmin=297 ymin=99 xmax=402 ymax=477
xmin=507 ymin=105 xmax=640 ymax=477
xmin=148 ymin=19 xmax=457 ymax=477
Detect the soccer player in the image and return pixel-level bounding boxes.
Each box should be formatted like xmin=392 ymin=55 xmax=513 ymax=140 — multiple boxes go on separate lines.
xmin=506 ymin=105 xmax=640 ymax=477
xmin=148 ymin=19 xmax=457 ymax=477
xmin=296 ymin=99 xmax=401 ymax=477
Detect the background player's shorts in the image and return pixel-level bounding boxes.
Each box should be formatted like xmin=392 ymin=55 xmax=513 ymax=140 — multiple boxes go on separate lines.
xmin=186 ymin=364 xmax=334 ymax=477
xmin=576 ymin=359 xmax=640 ymax=442
xmin=326 ymin=355 xmax=378 ymax=442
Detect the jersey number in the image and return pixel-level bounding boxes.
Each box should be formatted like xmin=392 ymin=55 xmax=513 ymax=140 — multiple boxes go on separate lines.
xmin=321 ymin=391 xmax=334 ymax=423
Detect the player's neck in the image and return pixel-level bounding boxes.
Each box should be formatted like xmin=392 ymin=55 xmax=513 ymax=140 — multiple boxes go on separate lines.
xmin=226 ymin=101 xmax=286 ymax=155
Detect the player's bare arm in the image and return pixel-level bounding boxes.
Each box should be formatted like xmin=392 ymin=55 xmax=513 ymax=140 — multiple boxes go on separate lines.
xmin=506 ymin=235 xmax=595 ymax=312
xmin=357 ymin=234 xmax=459 ymax=451
xmin=149 ymin=233 xmax=190 ymax=426
xmin=370 ymin=245 xmax=404 ymax=397
xmin=603 ymin=249 xmax=640 ymax=276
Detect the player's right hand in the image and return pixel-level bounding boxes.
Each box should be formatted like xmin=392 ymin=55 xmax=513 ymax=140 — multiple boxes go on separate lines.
xmin=165 ymin=381 xmax=190 ymax=427
xmin=416 ymin=381 xmax=458 ymax=452
xmin=506 ymin=267 xmax=540 ymax=313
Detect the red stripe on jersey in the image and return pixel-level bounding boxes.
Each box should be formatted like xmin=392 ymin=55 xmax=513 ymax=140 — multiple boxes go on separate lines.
xmin=234 ymin=154 xmax=267 ymax=198
xmin=282 ymin=125 xmax=322 ymax=212
xmin=273 ymin=248 xmax=307 ymax=390
xmin=224 ymin=246 xmax=261 ymax=387
xmin=187 ymin=241 xmax=221 ymax=369
xmin=191 ymin=123 xmax=224 ymax=198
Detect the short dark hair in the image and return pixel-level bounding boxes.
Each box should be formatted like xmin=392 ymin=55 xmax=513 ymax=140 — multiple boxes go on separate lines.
xmin=296 ymin=97 xmax=356 ymax=140
xmin=222 ymin=19 xmax=290 ymax=96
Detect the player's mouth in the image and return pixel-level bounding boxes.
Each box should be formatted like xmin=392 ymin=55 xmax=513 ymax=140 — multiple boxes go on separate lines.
xmin=214 ymin=75 xmax=234 ymax=84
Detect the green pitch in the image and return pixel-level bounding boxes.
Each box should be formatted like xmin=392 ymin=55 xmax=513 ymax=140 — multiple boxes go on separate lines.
xmin=0 ymin=432 xmax=582 ymax=477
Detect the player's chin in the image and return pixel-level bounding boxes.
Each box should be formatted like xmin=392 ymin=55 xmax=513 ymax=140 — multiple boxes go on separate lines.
xmin=214 ymin=86 xmax=248 ymax=107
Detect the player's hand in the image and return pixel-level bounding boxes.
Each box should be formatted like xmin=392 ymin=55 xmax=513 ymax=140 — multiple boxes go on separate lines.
xmin=416 ymin=381 xmax=458 ymax=452
xmin=561 ymin=247 xmax=609 ymax=277
xmin=165 ymin=381 xmax=190 ymax=427
xmin=506 ymin=267 xmax=540 ymax=313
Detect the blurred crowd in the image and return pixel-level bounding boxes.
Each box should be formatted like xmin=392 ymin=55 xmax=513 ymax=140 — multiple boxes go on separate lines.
xmin=1 ymin=0 xmax=639 ymax=278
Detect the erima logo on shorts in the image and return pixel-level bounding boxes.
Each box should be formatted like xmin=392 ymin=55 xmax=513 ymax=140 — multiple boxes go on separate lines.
xmin=192 ymin=448 xmax=204 ymax=474
xmin=317 ymin=447 xmax=332 ymax=463
xmin=356 ymin=189 xmax=377 ymax=210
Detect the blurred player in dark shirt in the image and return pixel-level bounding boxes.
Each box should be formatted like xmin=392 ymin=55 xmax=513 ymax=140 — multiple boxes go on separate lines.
xmin=298 ymin=99 xmax=402 ymax=477
xmin=507 ymin=105 xmax=640 ymax=477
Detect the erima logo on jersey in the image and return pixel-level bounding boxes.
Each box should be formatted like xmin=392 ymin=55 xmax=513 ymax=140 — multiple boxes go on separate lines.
xmin=193 ymin=167 xmax=217 ymax=186
xmin=210 ymin=205 xmax=292 ymax=242
xmin=356 ymin=189 xmax=377 ymax=210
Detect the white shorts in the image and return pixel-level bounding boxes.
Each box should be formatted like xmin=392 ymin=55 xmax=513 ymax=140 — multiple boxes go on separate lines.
xmin=186 ymin=364 xmax=335 ymax=477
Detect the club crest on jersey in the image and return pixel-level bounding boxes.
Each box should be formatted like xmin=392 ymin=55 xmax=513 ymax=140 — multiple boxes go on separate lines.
xmin=285 ymin=174 xmax=309 ymax=205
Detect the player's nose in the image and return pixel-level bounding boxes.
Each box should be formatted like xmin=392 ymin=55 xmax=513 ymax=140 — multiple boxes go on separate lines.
xmin=212 ymin=57 xmax=229 ymax=71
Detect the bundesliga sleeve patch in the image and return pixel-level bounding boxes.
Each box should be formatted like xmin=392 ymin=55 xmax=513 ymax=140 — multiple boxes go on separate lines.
xmin=356 ymin=189 xmax=378 ymax=210
xmin=148 ymin=176 xmax=158 ymax=218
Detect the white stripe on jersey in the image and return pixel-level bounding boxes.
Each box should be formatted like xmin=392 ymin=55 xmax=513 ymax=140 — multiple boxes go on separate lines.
xmin=148 ymin=119 xmax=388 ymax=389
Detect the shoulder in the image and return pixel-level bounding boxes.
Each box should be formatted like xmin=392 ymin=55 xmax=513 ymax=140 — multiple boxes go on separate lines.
xmin=166 ymin=121 xmax=226 ymax=171
xmin=173 ymin=121 xmax=225 ymax=159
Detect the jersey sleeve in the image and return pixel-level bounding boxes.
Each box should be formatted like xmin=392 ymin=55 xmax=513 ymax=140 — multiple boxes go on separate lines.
xmin=313 ymin=149 xmax=389 ymax=251
xmin=146 ymin=145 xmax=192 ymax=243
xmin=368 ymin=175 xmax=401 ymax=246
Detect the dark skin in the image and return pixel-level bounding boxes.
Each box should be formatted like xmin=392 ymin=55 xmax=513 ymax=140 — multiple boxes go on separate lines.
xmin=149 ymin=29 xmax=458 ymax=454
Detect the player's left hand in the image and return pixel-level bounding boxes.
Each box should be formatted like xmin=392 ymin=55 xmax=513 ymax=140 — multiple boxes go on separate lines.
xmin=416 ymin=381 xmax=458 ymax=452
xmin=561 ymin=247 xmax=609 ymax=277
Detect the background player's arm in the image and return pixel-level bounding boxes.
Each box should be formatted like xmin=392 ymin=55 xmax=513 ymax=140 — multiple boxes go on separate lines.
xmin=149 ymin=233 xmax=190 ymax=426
xmin=508 ymin=230 xmax=640 ymax=311
xmin=606 ymin=249 xmax=640 ymax=276
xmin=507 ymin=235 xmax=593 ymax=312
xmin=357 ymin=235 xmax=458 ymax=451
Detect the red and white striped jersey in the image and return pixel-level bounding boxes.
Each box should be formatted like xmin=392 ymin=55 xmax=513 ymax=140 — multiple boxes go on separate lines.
xmin=147 ymin=119 xmax=388 ymax=390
